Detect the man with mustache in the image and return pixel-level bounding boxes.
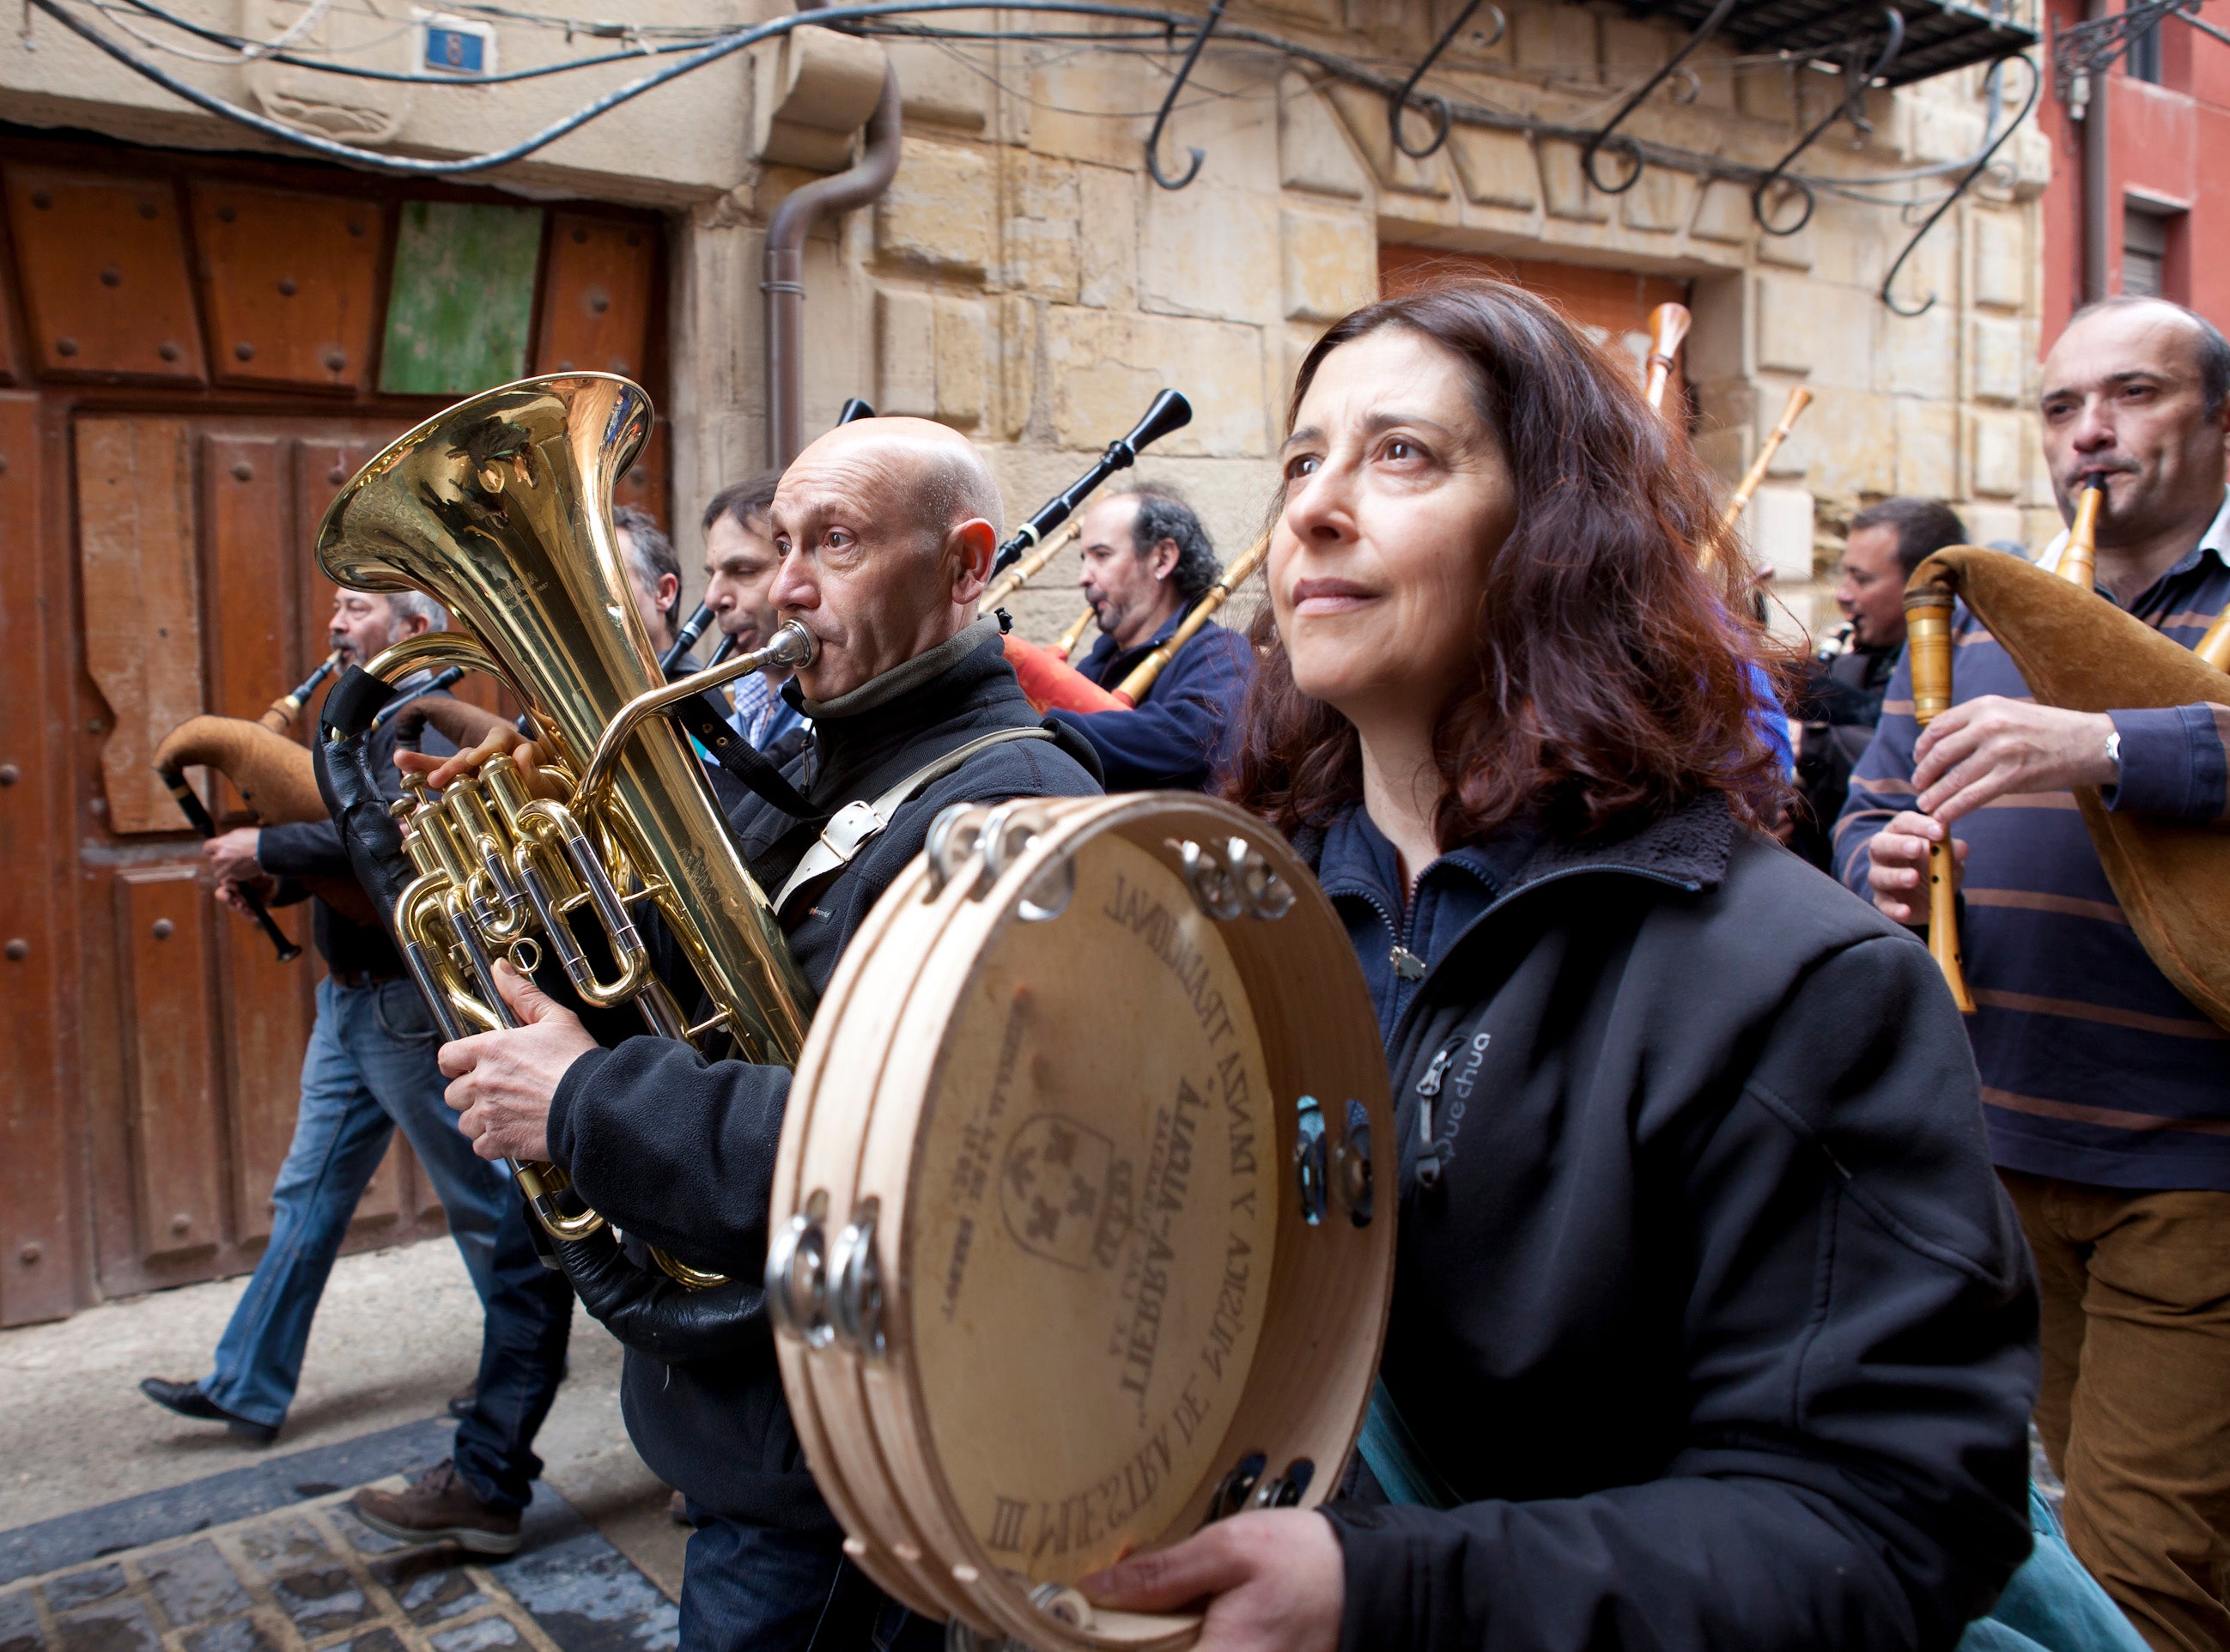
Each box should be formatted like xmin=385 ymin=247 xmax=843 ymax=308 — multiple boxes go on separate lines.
xmin=1045 ymin=485 xmax=1253 ymax=791
xmin=393 ymin=418 xmax=1102 ymax=1651
xmin=1838 ymin=295 xmax=2230 ymax=1651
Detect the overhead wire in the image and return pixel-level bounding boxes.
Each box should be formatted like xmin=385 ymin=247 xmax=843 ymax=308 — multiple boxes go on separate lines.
xmin=32 ymin=0 xmax=2034 ymax=207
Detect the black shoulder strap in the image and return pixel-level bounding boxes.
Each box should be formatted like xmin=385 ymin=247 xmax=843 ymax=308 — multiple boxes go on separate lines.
xmin=667 ymin=689 xmax=818 ymax=820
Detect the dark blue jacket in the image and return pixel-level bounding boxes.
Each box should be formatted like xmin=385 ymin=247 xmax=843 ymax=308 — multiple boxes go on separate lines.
xmin=546 ymin=623 xmax=1103 ymax=1530
xmin=1048 ymin=598 xmax=1253 ymax=791
xmin=1303 ymin=795 xmax=2037 ymax=1652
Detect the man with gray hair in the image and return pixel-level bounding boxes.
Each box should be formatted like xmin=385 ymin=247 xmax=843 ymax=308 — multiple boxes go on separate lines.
xmin=145 ymin=586 xmax=574 ymax=1564
xmin=398 ymin=417 xmax=1103 ymax=1649
xmin=614 ymin=504 xmax=684 ymax=657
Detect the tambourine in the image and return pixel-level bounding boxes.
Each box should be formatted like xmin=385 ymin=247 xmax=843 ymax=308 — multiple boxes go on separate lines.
xmin=766 ymin=793 xmax=1394 ymax=1650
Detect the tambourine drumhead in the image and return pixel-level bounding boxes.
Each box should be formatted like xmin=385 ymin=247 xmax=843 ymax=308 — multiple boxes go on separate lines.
xmin=771 ymin=794 xmax=1394 ymax=1651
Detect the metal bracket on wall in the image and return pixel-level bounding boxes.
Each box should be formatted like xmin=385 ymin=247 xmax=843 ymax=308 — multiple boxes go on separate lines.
xmin=1751 ymin=9 xmax=1905 ymax=237
xmin=1880 ymin=52 xmax=2039 ymax=317
xmin=1579 ymin=0 xmax=1741 ymax=194
xmin=1145 ymin=0 xmax=1230 ymax=189
xmin=1388 ymin=0 xmax=1507 ymax=160
xmin=2051 ymin=0 xmax=2208 ymax=99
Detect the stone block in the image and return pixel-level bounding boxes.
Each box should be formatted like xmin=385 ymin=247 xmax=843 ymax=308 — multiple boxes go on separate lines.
xmin=1601 ymin=16 xmax=1670 ymax=82
xmin=1754 ymin=274 xmax=1813 ymax=376
xmin=752 ymin=26 xmax=889 ymax=172
xmin=1001 ymin=152 xmax=1079 ymax=299
xmin=1537 ymin=141 xmax=1610 ymax=223
xmin=1875 ymin=307 xmax=1955 ymax=400
xmin=1739 ymin=62 xmax=1796 ymax=124
xmin=1970 ymin=313 xmax=2026 ymax=405
xmin=1793 ymin=388 xmax=1897 ymax=496
xmin=1140 ymin=182 xmax=1281 ymax=324
xmin=884 ymin=38 xmax=989 ymax=131
xmin=1902 ymin=94 xmax=1985 ymax=166
xmin=1690 ymin=179 xmax=1752 ymax=246
xmin=1619 ymin=166 xmax=1691 ymax=234
xmin=2011 ymin=125 xmax=2052 ymax=200
xmin=936 ymin=294 xmax=987 ymax=428
xmin=1972 ymin=210 xmax=2025 ymax=311
xmin=1893 ymin=398 xmax=1958 ymax=499
xmin=1281 ymin=207 xmax=1376 ymax=323
xmin=1077 ymin=164 xmax=1137 ymax=311
xmin=1324 ymin=82 xmax=1453 ymax=196
xmin=995 ymin=294 xmax=1036 ymax=440
xmin=1753 ymin=205 xmax=1814 ymax=269
xmin=1968 ymin=409 xmax=2026 ymax=499
xmin=1445 ymin=125 xmax=1539 ymax=210
xmin=1738 ymin=483 xmax=1816 ymax=583
xmin=1027 ymin=50 xmax=1152 ymax=169
xmin=1513 ymin=3 xmax=1598 ymax=78
xmin=875 ymin=287 xmax=937 ymax=416
xmin=876 ymin=138 xmax=993 ymax=273
xmin=1279 ymin=71 xmax=1370 ymax=199
xmin=1045 ymin=307 xmax=1267 ymax=457
xmin=1964 ymin=502 xmax=2026 ymax=549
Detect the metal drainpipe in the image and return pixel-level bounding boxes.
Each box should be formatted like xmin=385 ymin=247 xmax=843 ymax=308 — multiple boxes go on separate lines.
xmin=763 ymin=47 xmax=902 ymax=469
xmin=2081 ymin=0 xmax=2112 ymax=302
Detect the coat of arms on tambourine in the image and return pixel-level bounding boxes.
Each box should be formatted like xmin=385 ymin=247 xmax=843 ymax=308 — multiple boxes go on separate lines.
xmin=998 ymin=1113 xmax=1133 ymax=1272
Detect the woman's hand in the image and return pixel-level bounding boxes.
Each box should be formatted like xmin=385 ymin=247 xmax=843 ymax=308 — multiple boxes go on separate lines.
xmin=1080 ymin=1511 xmax=1343 ymax=1652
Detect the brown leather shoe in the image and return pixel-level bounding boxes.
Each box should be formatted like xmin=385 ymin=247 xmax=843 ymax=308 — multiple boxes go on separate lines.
xmin=349 ymin=1460 xmax=521 ymax=1555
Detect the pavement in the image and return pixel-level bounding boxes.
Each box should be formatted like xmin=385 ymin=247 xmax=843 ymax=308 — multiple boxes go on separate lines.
xmin=0 ymin=1242 xmax=690 ymax=1652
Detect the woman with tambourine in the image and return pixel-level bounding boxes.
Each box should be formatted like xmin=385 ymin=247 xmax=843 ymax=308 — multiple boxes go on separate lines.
xmin=1080 ymin=282 xmax=2044 ymax=1649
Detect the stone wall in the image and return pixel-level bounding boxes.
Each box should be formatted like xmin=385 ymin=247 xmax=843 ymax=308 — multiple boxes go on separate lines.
xmin=0 ymin=0 xmax=2057 ymax=637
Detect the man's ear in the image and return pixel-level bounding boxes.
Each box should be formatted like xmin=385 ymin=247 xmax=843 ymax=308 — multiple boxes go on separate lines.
xmin=1150 ymin=538 xmax=1182 ymax=581
xmin=948 ymin=518 xmax=998 ymax=603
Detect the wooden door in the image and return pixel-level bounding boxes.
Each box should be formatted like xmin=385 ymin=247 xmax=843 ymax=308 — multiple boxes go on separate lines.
xmin=72 ymin=412 xmax=463 ymax=1299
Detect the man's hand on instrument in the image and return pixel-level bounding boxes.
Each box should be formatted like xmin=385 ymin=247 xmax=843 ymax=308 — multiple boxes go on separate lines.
xmin=204 ymin=826 xmax=264 ymax=885
xmin=215 ymin=872 xmax=279 ymax=916
xmin=1867 ymin=811 xmax=1970 ymax=926
xmin=398 ymin=722 xmax=562 ymax=798
xmin=439 ymin=962 xmax=596 ymax=1163
xmin=1911 ymin=695 xmax=2118 ymax=823
xmin=1080 ymin=1511 xmax=1341 ymax=1652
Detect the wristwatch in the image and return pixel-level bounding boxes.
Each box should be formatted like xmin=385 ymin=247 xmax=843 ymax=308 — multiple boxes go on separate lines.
xmin=2105 ymin=727 xmax=2123 ymax=780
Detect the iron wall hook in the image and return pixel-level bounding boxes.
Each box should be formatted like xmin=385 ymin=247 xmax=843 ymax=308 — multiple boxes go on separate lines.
xmin=1580 ymin=0 xmax=1741 ymax=195
xmin=1881 ymin=52 xmax=2038 ymax=316
xmin=1753 ymin=9 xmax=1905 ymax=238
xmin=1146 ymin=0 xmax=1230 ymax=190
xmin=1389 ymin=0 xmax=1506 ymax=160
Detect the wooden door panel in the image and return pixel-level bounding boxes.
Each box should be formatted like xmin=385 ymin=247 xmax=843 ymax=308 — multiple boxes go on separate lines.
xmin=4 ymin=167 xmax=206 ymax=383
xmin=115 ymin=865 xmax=224 ymax=1261
xmin=202 ymin=433 xmax=295 ymax=818
xmin=536 ymin=213 xmax=655 ymax=380
xmin=294 ymin=434 xmax=390 ymax=688
xmin=220 ymin=902 xmax=314 ymax=1248
xmin=0 ymin=392 xmax=76 ymax=1326
xmin=76 ymin=417 xmax=206 ymax=835
xmin=187 ymin=181 xmax=383 ymax=392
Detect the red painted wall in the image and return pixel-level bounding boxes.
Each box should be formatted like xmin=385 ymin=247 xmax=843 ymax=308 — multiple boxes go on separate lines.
xmin=2040 ymin=0 xmax=2230 ymax=342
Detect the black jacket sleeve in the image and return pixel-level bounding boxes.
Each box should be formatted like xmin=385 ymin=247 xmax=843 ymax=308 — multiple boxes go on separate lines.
xmin=1325 ymin=932 xmax=2039 ymax=1652
xmin=547 ymin=1039 xmax=788 ymax=1272
xmin=258 ymin=819 xmax=352 ymax=880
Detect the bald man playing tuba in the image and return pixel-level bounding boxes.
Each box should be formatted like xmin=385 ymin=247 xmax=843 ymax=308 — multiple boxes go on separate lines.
xmin=353 ymin=420 xmax=1103 ymax=1652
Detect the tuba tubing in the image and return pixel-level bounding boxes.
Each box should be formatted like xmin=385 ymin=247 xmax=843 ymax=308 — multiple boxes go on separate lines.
xmin=1900 ymin=586 xmax=1977 ymax=1013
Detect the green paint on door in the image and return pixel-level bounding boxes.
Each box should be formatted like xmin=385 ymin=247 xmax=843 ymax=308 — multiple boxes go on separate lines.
xmin=379 ymin=201 xmax=544 ymax=396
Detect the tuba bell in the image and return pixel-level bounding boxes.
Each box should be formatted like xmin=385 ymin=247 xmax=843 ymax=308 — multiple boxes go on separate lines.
xmin=314 ymin=374 xmax=816 ymax=1275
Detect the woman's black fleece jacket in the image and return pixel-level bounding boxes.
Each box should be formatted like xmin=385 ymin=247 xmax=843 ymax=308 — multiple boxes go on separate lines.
xmin=544 ymin=622 xmax=1102 ymax=1530
xmin=1305 ymin=794 xmax=2040 ymax=1652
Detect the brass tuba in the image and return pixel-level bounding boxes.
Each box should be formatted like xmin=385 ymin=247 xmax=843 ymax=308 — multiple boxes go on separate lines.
xmin=314 ymin=374 xmax=816 ymax=1273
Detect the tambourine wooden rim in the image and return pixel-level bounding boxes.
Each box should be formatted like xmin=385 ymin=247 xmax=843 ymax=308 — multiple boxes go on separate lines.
xmin=771 ymin=794 xmax=1394 ymax=1651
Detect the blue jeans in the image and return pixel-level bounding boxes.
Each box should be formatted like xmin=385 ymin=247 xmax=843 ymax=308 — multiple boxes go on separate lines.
xmin=678 ymin=1512 xmax=943 ymax=1652
xmin=202 ymin=976 xmax=511 ymax=1426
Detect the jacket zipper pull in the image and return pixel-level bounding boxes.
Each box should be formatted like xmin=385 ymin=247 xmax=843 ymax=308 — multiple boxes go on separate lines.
xmin=1413 ymin=1040 xmax=1460 ymax=1188
xmin=1389 ymin=945 xmax=1425 ymax=981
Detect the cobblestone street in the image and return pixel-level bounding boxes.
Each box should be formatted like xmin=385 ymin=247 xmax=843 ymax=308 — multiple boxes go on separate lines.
xmin=0 ymin=1247 xmax=683 ymax=1652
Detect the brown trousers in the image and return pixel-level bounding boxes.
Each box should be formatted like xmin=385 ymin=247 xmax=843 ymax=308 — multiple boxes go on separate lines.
xmin=2003 ymin=1170 xmax=2230 ymax=1652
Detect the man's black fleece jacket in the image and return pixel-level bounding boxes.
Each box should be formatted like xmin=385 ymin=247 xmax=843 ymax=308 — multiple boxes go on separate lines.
xmin=1303 ymin=793 xmax=2040 ymax=1652
xmin=545 ymin=621 xmax=1102 ymax=1529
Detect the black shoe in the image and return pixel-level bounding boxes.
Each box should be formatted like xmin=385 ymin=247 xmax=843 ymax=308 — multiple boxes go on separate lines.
xmin=139 ymin=1377 xmax=279 ymax=1444
xmin=447 ymin=1383 xmax=476 ymax=1419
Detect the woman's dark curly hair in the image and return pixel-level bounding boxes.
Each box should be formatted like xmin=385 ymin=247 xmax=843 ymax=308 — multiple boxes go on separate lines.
xmin=1224 ymin=278 xmax=1789 ymax=847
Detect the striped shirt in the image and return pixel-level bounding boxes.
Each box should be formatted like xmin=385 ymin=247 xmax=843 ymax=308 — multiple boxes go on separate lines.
xmin=1835 ymin=489 xmax=2230 ymax=1192
xmin=727 ymin=667 xmax=808 ymax=753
